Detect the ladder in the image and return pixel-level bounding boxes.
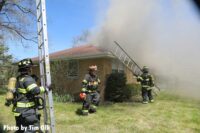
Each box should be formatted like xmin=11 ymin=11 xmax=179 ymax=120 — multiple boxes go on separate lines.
xmin=36 ymin=0 xmax=56 ymax=133
xmin=111 ymin=41 xmax=160 ymax=91
xmin=111 ymin=41 xmax=143 ymax=76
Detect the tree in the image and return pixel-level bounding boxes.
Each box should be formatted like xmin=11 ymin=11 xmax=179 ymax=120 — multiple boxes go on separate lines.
xmin=105 ymin=73 xmax=128 ymax=102
xmin=0 ymin=42 xmax=17 ymax=87
xmin=0 ymin=0 xmax=37 ymax=46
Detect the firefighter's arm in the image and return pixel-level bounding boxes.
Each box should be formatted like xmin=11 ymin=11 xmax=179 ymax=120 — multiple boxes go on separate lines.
xmin=24 ymin=77 xmax=45 ymax=95
xmin=79 ymin=79 xmax=88 ymax=100
xmin=97 ymin=78 xmax=101 ymax=84
xmin=150 ymin=75 xmax=155 ymax=87
xmin=137 ymin=76 xmax=143 ymax=82
xmin=81 ymin=79 xmax=88 ymax=93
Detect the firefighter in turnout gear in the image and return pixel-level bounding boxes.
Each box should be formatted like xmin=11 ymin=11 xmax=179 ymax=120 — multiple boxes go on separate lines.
xmin=137 ymin=66 xmax=155 ymax=104
xmin=80 ymin=65 xmax=101 ymax=115
xmin=11 ymin=58 xmax=46 ymax=133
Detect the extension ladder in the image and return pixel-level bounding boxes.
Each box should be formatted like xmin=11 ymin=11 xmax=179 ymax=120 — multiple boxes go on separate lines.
xmin=111 ymin=41 xmax=143 ymax=76
xmin=111 ymin=41 xmax=160 ymax=91
xmin=36 ymin=0 xmax=55 ymax=132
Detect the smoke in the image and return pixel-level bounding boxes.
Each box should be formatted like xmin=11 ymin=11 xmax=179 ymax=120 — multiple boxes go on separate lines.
xmin=91 ymin=0 xmax=200 ymax=99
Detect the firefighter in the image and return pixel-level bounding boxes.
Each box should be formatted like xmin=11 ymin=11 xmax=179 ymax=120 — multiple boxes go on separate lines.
xmin=80 ymin=65 xmax=101 ymax=115
xmin=11 ymin=58 xmax=46 ymax=133
xmin=137 ymin=66 xmax=155 ymax=104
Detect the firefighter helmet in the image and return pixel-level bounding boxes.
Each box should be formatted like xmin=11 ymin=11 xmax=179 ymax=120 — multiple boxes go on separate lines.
xmin=142 ymin=66 xmax=149 ymax=73
xmin=18 ymin=58 xmax=35 ymax=70
xmin=89 ymin=65 xmax=97 ymax=71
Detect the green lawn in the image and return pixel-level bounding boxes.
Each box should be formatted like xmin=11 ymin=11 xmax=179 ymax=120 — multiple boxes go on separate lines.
xmin=0 ymin=90 xmax=200 ymax=133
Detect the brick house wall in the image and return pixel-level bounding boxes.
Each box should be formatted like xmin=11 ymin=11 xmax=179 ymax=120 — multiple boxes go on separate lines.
xmin=32 ymin=57 xmax=136 ymax=101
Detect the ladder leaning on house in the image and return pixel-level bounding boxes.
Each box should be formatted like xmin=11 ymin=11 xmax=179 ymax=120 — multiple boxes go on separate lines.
xmin=111 ymin=41 xmax=160 ymax=91
xmin=36 ymin=0 xmax=56 ymax=133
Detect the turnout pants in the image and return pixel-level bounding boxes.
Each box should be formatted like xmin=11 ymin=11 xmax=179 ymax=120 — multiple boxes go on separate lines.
xmin=82 ymin=91 xmax=100 ymax=113
xmin=15 ymin=109 xmax=42 ymax=133
xmin=142 ymin=87 xmax=153 ymax=102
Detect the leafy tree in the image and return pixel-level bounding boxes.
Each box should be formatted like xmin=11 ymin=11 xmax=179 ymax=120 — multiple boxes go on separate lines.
xmin=0 ymin=43 xmax=17 ymax=87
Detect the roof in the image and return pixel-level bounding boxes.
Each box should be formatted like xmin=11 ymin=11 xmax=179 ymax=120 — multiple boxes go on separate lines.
xmin=32 ymin=44 xmax=113 ymax=62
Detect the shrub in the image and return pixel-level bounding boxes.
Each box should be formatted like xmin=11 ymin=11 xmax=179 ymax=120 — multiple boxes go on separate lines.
xmin=105 ymin=73 xmax=130 ymax=102
xmin=0 ymin=87 xmax=7 ymax=95
xmin=53 ymin=93 xmax=74 ymax=103
xmin=126 ymin=84 xmax=141 ymax=96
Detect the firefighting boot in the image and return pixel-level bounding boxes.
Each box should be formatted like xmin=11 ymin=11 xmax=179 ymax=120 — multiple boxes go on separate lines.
xmin=82 ymin=110 xmax=89 ymax=116
xmin=142 ymin=101 xmax=148 ymax=104
xmin=150 ymin=99 xmax=154 ymax=103
xmin=89 ymin=105 xmax=97 ymax=113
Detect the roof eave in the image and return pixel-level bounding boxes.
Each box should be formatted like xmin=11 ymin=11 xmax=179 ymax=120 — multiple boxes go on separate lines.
xmin=33 ymin=52 xmax=115 ymax=63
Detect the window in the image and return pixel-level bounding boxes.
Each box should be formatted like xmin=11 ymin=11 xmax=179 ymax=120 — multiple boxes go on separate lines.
xmin=112 ymin=59 xmax=125 ymax=73
xmin=118 ymin=62 xmax=125 ymax=73
xmin=112 ymin=59 xmax=118 ymax=73
xmin=67 ymin=60 xmax=79 ymax=78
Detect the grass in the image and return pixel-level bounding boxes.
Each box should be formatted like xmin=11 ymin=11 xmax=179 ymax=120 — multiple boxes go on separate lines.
xmin=0 ymin=89 xmax=200 ymax=133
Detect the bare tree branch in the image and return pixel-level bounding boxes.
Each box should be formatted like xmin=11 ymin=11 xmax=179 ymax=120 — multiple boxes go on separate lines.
xmin=0 ymin=12 xmax=12 ymax=23
xmin=0 ymin=0 xmax=6 ymax=12
xmin=0 ymin=0 xmax=37 ymax=47
xmin=0 ymin=24 xmax=37 ymax=43
xmin=5 ymin=2 xmax=36 ymax=16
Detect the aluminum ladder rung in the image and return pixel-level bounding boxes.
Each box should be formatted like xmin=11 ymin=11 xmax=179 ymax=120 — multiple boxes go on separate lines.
xmin=40 ymin=74 xmax=45 ymax=77
xmin=38 ymin=27 xmax=43 ymax=35
xmin=36 ymin=1 xmax=55 ymax=132
xmin=37 ymin=13 xmax=42 ymax=22
xmin=39 ymin=57 xmax=45 ymax=63
xmin=118 ymin=51 xmax=123 ymax=60
xmin=39 ymin=42 xmax=44 ymax=49
xmin=126 ymin=58 xmax=131 ymax=66
xmin=123 ymin=55 xmax=127 ymax=63
xmin=36 ymin=0 xmax=41 ymax=9
xmin=114 ymin=46 xmax=118 ymax=55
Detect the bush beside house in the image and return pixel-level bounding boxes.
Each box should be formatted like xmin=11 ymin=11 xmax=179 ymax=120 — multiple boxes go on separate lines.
xmin=105 ymin=73 xmax=141 ymax=102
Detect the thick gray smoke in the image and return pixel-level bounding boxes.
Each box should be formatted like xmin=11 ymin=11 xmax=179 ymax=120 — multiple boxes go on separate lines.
xmin=91 ymin=0 xmax=200 ymax=99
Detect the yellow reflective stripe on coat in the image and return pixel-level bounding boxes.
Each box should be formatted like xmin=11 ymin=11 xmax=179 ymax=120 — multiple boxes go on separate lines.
xmin=40 ymin=86 xmax=45 ymax=93
xmin=91 ymin=105 xmax=97 ymax=109
xmin=93 ymin=81 xmax=98 ymax=85
xmin=142 ymin=85 xmax=150 ymax=88
xmin=82 ymin=110 xmax=88 ymax=113
xmin=18 ymin=88 xmax=27 ymax=94
xmin=138 ymin=77 xmax=143 ymax=80
xmin=20 ymin=78 xmax=25 ymax=82
xmin=16 ymin=102 xmax=35 ymax=108
xmin=13 ymin=112 xmax=20 ymax=116
xmin=82 ymin=80 xmax=87 ymax=84
xmin=27 ymin=83 xmax=37 ymax=91
xmin=81 ymin=88 xmax=87 ymax=92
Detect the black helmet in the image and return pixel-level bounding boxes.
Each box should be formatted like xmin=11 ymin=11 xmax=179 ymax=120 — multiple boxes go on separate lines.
xmin=142 ymin=66 xmax=149 ymax=73
xmin=18 ymin=58 xmax=35 ymax=70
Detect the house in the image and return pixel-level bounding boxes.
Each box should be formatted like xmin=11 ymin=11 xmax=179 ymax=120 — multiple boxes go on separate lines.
xmin=32 ymin=45 xmax=137 ymax=101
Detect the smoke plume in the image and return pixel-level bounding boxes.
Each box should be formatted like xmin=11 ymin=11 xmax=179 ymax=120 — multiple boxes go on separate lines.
xmin=91 ymin=0 xmax=200 ymax=99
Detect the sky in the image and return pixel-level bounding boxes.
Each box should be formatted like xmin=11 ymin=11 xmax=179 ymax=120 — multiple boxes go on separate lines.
xmin=6 ymin=0 xmax=200 ymax=61
xmin=8 ymin=0 xmax=109 ymax=60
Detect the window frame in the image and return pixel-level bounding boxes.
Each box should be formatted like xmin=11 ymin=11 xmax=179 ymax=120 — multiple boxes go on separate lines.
xmin=111 ymin=59 xmax=125 ymax=73
xmin=67 ymin=60 xmax=79 ymax=79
